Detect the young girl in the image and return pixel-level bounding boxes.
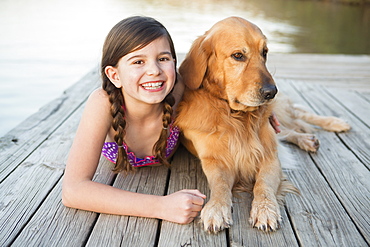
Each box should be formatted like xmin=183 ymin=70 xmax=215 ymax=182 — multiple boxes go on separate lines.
xmin=62 ymin=16 xmax=206 ymax=225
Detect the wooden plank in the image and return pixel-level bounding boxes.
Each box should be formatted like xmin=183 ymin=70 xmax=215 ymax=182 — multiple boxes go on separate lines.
xmin=9 ymin=102 xmax=116 ymax=246
xmin=86 ymin=165 xmax=169 ymax=246
xmin=278 ymin=80 xmax=366 ymax=246
xmin=361 ymin=91 xmax=370 ymax=101
xmin=280 ymin=79 xmax=370 ymax=168
xmin=158 ymin=146 xmax=228 ymax=247
xmin=0 ymin=101 xmax=89 ymax=246
xmin=0 ymin=161 xmax=63 ymax=246
xmin=267 ymin=54 xmax=370 ymax=92
xmin=268 ymin=54 xmax=370 ymax=79
xmin=293 ymin=79 xmax=370 ymax=164
xmin=276 ymin=78 xmax=370 ymax=93
xmin=271 ymin=80 xmax=368 ymax=246
xmin=283 ymin=148 xmax=368 ymax=247
xmin=325 ymin=88 xmax=370 ymax=127
xmin=323 ymin=88 xmax=370 ymax=168
xmin=0 ymin=67 xmax=100 ymax=182
xmin=11 ymin=158 xmax=115 ymax=247
xmin=286 ymin=81 xmax=370 ymax=242
xmin=230 ymin=192 xmax=299 ymax=247
xmin=310 ymin=131 xmax=370 ymax=243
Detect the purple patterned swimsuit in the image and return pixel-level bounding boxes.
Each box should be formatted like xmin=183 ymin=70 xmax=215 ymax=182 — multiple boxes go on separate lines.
xmin=101 ymin=125 xmax=180 ymax=167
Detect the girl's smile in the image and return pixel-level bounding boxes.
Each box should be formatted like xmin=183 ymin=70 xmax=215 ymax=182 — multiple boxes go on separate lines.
xmin=104 ymin=37 xmax=176 ymax=106
xmin=140 ymin=80 xmax=166 ymax=92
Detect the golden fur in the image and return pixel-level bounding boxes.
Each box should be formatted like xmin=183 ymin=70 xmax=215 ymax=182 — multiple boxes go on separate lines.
xmin=175 ymin=17 xmax=350 ymax=233
xmin=274 ymin=93 xmax=350 ymax=152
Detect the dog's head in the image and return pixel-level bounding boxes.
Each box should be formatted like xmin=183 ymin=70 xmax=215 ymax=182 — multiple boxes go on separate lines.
xmin=179 ymin=17 xmax=277 ymax=112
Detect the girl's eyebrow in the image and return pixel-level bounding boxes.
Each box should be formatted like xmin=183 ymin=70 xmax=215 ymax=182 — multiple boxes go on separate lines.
xmin=127 ymin=51 xmax=172 ymax=61
xmin=159 ymin=51 xmax=172 ymax=56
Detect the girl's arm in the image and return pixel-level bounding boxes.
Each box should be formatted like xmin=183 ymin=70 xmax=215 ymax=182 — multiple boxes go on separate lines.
xmin=62 ymin=89 xmax=205 ymax=224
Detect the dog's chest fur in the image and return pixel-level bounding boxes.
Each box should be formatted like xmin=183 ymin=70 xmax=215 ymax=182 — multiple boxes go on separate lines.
xmin=177 ymin=89 xmax=277 ymax=178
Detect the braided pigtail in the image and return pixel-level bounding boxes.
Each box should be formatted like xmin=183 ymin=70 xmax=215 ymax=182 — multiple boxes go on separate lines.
xmin=153 ymin=94 xmax=175 ymax=167
xmin=111 ymin=91 xmax=136 ymax=173
xmin=105 ymin=85 xmax=135 ymax=173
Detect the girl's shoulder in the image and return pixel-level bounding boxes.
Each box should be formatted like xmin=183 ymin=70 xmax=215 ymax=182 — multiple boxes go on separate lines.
xmin=89 ymin=88 xmax=110 ymax=103
xmin=86 ymin=88 xmax=112 ymax=110
xmin=72 ymin=88 xmax=113 ymax=152
xmin=83 ymin=88 xmax=112 ymax=121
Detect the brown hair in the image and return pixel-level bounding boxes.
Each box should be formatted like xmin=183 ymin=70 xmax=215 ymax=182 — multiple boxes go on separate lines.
xmin=101 ymin=16 xmax=177 ymax=173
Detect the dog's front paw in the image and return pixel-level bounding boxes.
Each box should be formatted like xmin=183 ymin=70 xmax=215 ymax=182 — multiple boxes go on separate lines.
xmin=201 ymin=200 xmax=233 ymax=233
xmin=324 ymin=117 xmax=351 ymax=132
xmin=297 ymin=134 xmax=320 ymax=152
xmin=249 ymin=198 xmax=281 ymax=232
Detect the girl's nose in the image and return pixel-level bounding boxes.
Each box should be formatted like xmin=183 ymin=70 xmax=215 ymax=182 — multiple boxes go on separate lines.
xmin=146 ymin=61 xmax=162 ymax=76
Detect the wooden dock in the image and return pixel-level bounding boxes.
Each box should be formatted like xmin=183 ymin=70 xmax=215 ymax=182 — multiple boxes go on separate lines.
xmin=0 ymin=54 xmax=369 ymax=247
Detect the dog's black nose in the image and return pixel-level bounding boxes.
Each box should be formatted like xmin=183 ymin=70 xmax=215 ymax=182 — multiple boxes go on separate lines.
xmin=260 ymin=85 xmax=277 ymax=100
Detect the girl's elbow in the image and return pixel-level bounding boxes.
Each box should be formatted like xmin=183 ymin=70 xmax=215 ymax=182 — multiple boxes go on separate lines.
xmin=61 ymin=187 xmax=72 ymax=208
xmin=61 ymin=178 xmax=91 ymax=209
xmin=61 ymin=183 xmax=78 ymax=208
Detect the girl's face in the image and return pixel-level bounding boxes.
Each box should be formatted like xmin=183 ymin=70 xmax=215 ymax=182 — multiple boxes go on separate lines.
xmin=105 ymin=37 xmax=176 ymax=106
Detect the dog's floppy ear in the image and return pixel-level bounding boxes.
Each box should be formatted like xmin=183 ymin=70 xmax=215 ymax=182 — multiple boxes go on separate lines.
xmin=179 ymin=34 xmax=211 ymax=90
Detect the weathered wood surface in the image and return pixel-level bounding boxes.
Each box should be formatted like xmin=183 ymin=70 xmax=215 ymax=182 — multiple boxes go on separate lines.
xmin=0 ymin=54 xmax=369 ymax=247
xmin=267 ymin=53 xmax=370 ymax=92
xmin=0 ymin=67 xmax=100 ymax=182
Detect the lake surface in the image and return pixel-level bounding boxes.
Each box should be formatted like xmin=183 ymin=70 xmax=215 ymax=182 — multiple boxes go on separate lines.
xmin=0 ymin=0 xmax=369 ymax=136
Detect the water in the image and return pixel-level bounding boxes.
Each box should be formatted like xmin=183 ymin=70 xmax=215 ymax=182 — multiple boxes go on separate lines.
xmin=0 ymin=0 xmax=369 ymax=137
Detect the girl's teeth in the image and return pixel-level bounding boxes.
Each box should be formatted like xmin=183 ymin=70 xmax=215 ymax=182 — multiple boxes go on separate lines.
xmin=142 ymin=82 xmax=163 ymax=89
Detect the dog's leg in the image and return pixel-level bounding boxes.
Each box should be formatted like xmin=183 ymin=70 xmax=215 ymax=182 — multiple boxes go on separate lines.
xmin=200 ymin=157 xmax=235 ymax=233
xmin=249 ymin=159 xmax=283 ymax=232
xmin=293 ymin=105 xmax=350 ymax=132
xmin=279 ymin=129 xmax=320 ymax=152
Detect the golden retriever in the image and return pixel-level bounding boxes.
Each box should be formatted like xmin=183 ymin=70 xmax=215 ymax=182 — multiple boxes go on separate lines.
xmin=175 ymin=16 xmax=350 ymax=233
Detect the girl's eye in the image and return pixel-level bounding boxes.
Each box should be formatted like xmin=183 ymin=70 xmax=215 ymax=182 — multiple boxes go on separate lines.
xmin=159 ymin=57 xmax=170 ymax=62
xmin=133 ymin=60 xmax=144 ymax=65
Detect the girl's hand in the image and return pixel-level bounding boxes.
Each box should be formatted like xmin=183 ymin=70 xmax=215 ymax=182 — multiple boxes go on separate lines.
xmin=159 ymin=189 xmax=206 ymax=224
xmin=269 ymin=112 xmax=281 ymax=134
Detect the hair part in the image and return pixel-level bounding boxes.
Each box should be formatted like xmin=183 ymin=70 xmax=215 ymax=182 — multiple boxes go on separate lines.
xmin=101 ymin=16 xmax=177 ymax=173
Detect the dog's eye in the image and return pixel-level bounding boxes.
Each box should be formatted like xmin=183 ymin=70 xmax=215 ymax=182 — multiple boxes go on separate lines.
xmin=232 ymin=53 xmax=244 ymax=61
